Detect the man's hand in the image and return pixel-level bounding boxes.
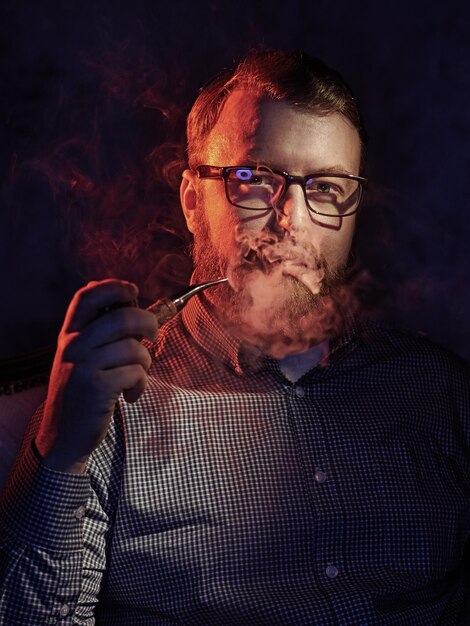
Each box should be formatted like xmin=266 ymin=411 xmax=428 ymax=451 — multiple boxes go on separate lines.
xmin=35 ymin=279 xmax=158 ymax=474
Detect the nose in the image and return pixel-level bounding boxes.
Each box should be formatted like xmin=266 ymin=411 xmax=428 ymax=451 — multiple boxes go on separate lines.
xmin=274 ymin=182 xmax=310 ymax=233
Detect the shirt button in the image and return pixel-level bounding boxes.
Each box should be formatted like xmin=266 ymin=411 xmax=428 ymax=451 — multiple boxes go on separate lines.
xmin=294 ymin=386 xmax=305 ymax=398
xmin=315 ymin=469 xmax=327 ymax=483
xmin=59 ymin=604 xmax=70 ymax=617
xmin=74 ymin=505 xmax=86 ymax=520
xmin=326 ymin=565 xmax=339 ymax=578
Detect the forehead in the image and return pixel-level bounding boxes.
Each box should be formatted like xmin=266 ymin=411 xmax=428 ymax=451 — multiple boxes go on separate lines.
xmin=204 ymin=88 xmax=361 ymax=175
xmin=204 ymin=89 xmax=262 ymax=163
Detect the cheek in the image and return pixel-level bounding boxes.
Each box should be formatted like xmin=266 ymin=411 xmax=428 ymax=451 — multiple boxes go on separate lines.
xmin=299 ymin=215 xmax=355 ymax=267
xmin=203 ymin=188 xmax=241 ymax=252
xmin=320 ymin=226 xmax=355 ymax=267
xmin=201 ymin=183 xmax=275 ymax=251
xmin=236 ymin=208 xmax=274 ymax=232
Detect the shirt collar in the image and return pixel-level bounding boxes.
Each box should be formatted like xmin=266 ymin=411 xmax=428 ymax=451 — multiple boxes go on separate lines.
xmin=181 ymin=294 xmax=360 ymax=376
xmin=182 ymin=294 xmax=254 ymax=375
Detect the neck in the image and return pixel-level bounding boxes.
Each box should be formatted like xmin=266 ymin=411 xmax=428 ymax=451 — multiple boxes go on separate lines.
xmin=277 ymin=342 xmax=329 ymax=382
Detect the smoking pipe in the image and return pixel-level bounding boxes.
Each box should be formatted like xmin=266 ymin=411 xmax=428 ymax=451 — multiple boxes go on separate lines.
xmin=147 ymin=278 xmax=228 ymax=325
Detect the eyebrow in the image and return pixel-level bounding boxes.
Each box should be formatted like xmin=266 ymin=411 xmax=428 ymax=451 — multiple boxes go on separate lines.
xmin=311 ymin=166 xmax=359 ymax=176
xmin=243 ymin=157 xmax=356 ymax=176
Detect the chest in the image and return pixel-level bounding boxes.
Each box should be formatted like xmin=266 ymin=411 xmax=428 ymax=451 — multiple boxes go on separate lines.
xmin=112 ymin=377 xmax=469 ymax=581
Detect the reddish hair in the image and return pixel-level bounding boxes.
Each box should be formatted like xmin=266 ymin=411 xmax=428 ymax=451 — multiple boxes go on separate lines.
xmin=187 ymin=48 xmax=367 ymax=171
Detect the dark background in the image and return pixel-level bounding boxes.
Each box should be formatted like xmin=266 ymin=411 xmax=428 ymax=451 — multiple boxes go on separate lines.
xmin=1 ymin=0 xmax=469 ymax=362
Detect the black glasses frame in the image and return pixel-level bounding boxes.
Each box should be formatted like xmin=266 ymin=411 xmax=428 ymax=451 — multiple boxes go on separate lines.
xmin=195 ymin=165 xmax=368 ymax=217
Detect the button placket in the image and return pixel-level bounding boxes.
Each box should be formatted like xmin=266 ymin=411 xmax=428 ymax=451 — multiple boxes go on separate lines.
xmin=325 ymin=564 xmax=339 ymax=579
xmin=294 ymin=385 xmax=305 ymax=398
xmin=314 ymin=468 xmax=327 ymax=483
xmin=73 ymin=504 xmax=86 ymax=520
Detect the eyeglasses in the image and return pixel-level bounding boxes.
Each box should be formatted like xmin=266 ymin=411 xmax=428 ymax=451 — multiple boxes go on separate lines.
xmin=195 ymin=165 xmax=368 ymax=217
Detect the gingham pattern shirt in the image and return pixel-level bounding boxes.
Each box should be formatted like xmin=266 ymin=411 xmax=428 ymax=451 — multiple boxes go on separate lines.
xmin=1 ymin=295 xmax=469 ymax=625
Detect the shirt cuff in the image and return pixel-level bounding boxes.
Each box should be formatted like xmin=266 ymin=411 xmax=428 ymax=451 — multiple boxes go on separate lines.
xmin=0 ymin=438 xmax=90 ymax=553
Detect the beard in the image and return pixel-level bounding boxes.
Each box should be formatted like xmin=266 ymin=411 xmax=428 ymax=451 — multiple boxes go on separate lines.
xmin=191 ymin=198 xmax=356 ymax=359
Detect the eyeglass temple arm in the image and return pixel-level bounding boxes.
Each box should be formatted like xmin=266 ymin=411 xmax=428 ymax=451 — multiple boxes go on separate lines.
xmin=195 ymin=165 xmax=224 ymax=179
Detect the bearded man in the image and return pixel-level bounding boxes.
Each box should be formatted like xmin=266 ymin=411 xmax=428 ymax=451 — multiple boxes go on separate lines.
xmin=1 ymin=49 xmax=469 ymax=626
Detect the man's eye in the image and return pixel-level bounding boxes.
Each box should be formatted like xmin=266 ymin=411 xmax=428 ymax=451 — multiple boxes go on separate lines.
xmin=306 ymin=179 xmax=342 ymax=195
xmin=306 ymin=180 xmax=332 ymax=193
xmin=235 ymin=168 xmax=254 ymax=181
xmin=233 ymin=169 xmax=269 ymax=186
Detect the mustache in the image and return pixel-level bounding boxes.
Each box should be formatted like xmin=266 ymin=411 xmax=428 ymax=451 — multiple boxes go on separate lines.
xmin=227 ymin=228 xmax=346 ymax=298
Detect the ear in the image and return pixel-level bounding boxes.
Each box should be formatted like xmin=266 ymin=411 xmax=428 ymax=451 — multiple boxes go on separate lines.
xmin=180 ymin=169 xmax=198 ymax=234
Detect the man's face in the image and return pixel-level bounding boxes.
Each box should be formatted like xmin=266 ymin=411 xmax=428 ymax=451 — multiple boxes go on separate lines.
xmin=181 ymin=89 xmax=362 ymax=354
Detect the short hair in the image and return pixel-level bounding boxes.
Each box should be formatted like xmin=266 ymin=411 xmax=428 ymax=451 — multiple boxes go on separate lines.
xmin=187 ymin=48 xmax=368 ymax=171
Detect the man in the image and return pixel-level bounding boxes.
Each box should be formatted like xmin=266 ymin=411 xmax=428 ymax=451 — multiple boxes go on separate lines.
xmin=1 ymin=49 xmax=469 ymax=625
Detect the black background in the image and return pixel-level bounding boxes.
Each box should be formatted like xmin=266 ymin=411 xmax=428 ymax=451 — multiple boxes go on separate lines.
xmin=1 ymin=0 xmax=469 ymax=361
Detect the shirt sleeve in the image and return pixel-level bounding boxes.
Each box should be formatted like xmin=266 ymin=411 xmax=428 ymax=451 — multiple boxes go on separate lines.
xmin=0 ymin=404 xmax=124 ymax=625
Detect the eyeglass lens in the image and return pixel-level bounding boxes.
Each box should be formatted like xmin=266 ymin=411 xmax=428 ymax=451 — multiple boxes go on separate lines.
xmin=225 ymin=167 xmax=361 ymax=216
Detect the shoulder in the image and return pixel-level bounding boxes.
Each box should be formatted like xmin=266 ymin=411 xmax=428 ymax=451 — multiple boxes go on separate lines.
xmin=359 ymin=318 xmax=467 ymax=363
xmin=355 ymin=318 xmax=470 ymax=391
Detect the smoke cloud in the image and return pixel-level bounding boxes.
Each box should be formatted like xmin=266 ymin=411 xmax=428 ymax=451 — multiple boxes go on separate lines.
xmin=218 ymin=227 xmax=362 ymax=359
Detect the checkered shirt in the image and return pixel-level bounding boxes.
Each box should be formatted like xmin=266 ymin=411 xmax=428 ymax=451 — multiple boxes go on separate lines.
xmin=1 ymin=294 xmax=469 ymax=625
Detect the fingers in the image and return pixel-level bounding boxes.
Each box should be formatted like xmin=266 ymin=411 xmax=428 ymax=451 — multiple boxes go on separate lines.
xmin=122 ymin=376 xmax=148 ymax=403
xmin=58 ymin=280 xmax=159 ymax=363
xmin=36 ymin=280 xmax=158 ymax=471
xmin=64 ymin=279 xmax=140 ymax=333
xmin=67 ymin=306 xmax=158 ymax=352
xmin=100 ymin=364 xmax=149 ymax=404
xmin=89 ymin=338 xmax=152 ymax=371
xmin=59 ymin=282 xmax=157 ymax=402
